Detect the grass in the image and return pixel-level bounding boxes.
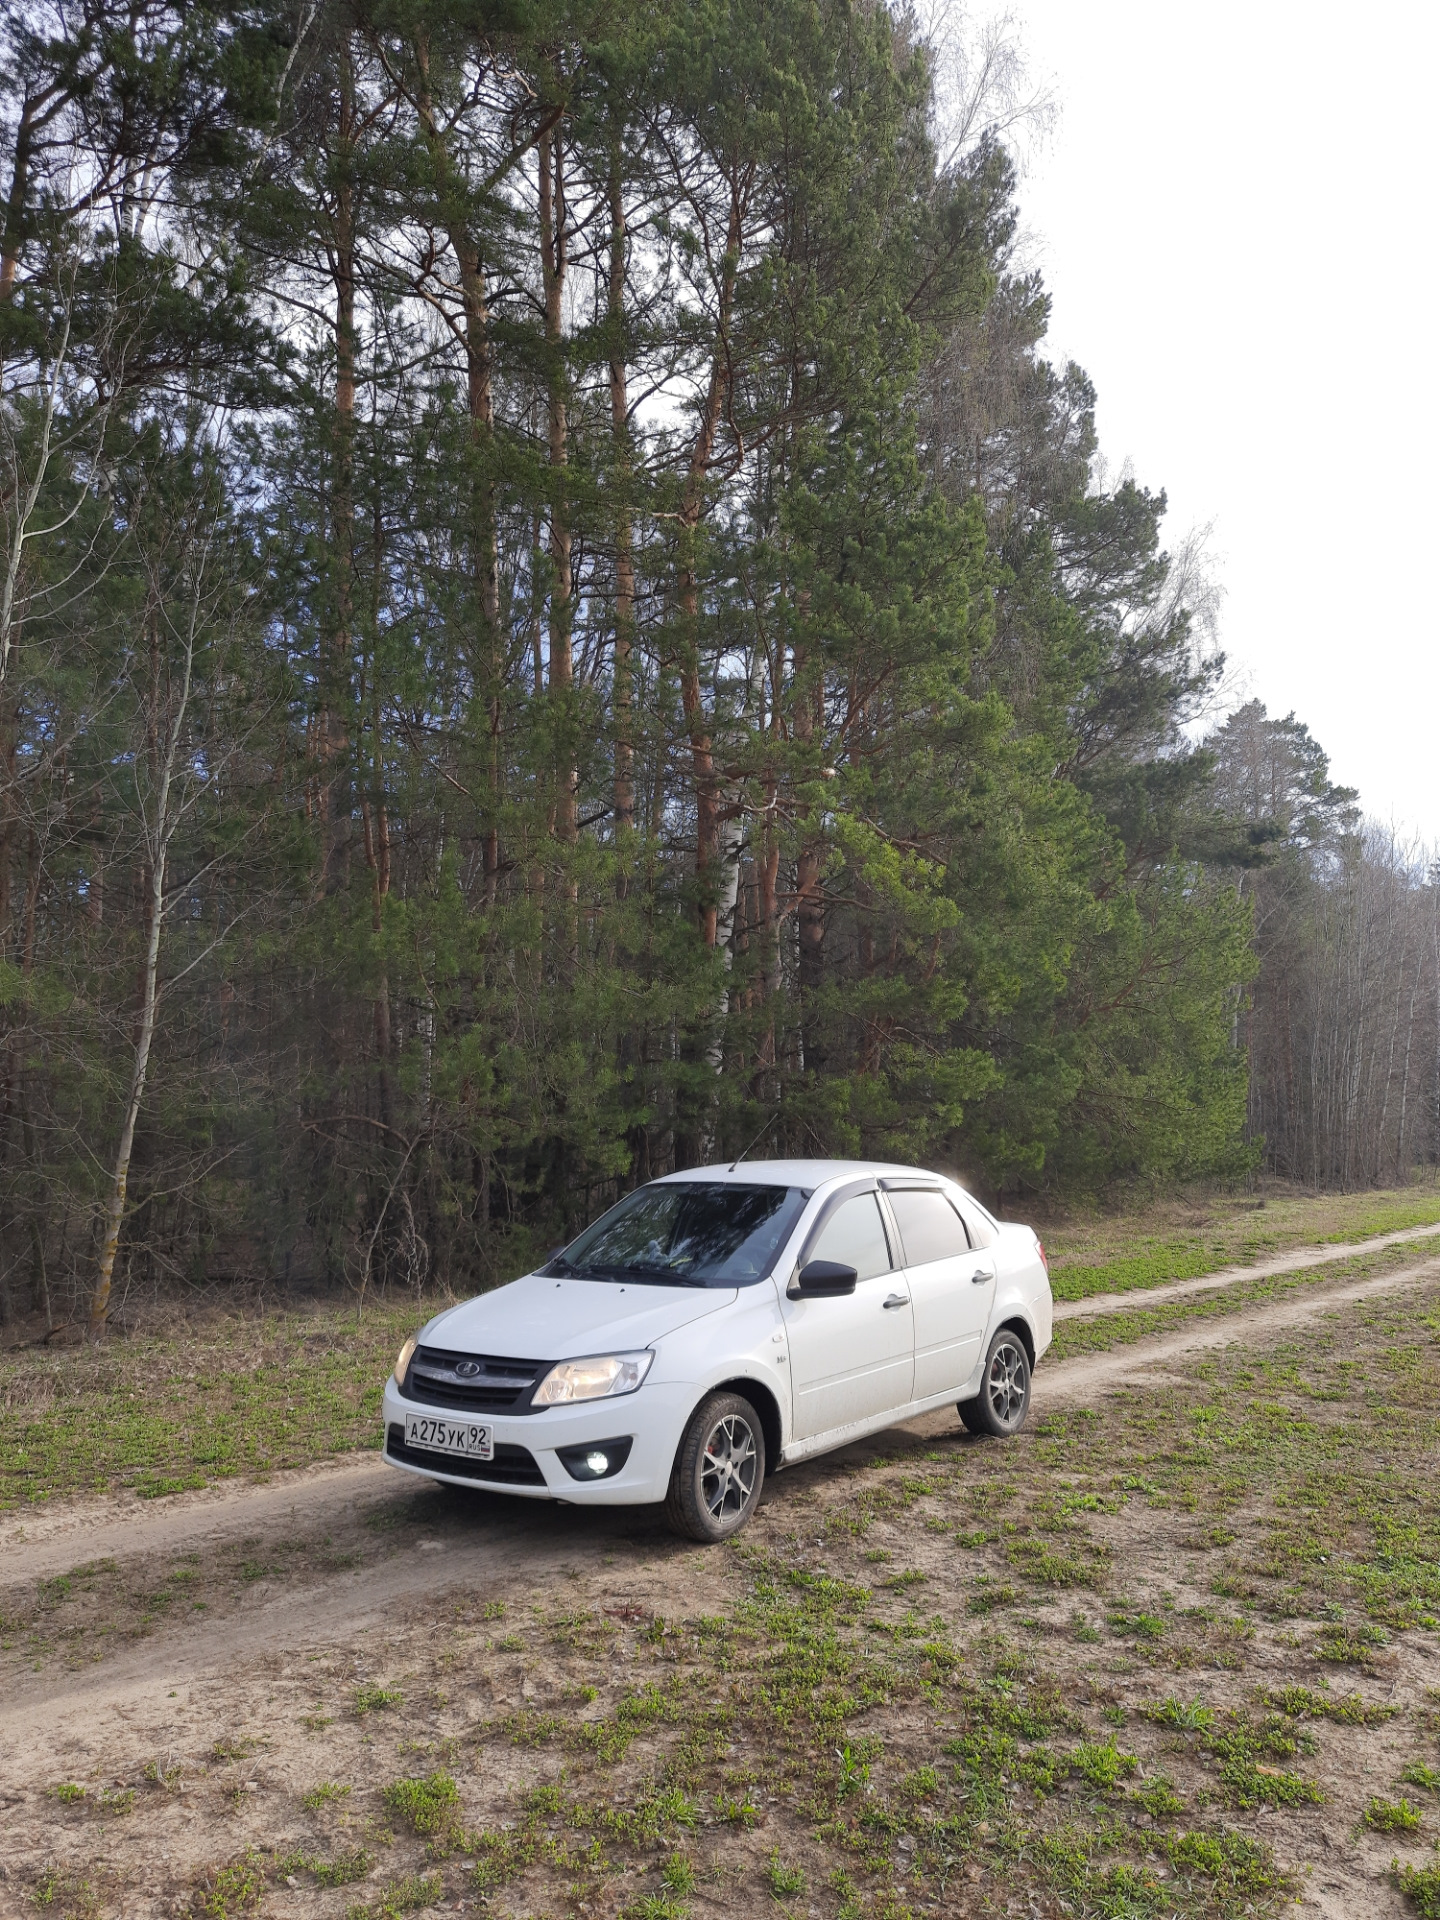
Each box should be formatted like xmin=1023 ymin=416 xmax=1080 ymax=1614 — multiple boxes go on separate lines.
xmin=346 ymin=1873 xmax=443 ymax=1919
xmin=32 ymin=1867 xmax=98 ymax=1917
xmin=13 ymin=1192 xmax=1440 ymax=1918
xmin=1364 ymin=1796 xmax=1423 ymax=1833
xmin=354 ymin=1685 xmax=403 ymax=1715
xmin=1042 ymin=1181 xmax=1440 ymax=1302
xmin=382 ymin=1771 xmax=462 ymax=1849
xmin=1049 ymin=1240 xmax=1434 ymax=1359
xmin=300 ymin=1781 xmax=351 ymax=1811
xmin=5 ymin=1187 xmax=1437 ymax=1514
xmin=188 ymin=1857 xmax=265 ymax=1919
xmin=274 ymin=1846 xmax=374 ymax=1887
xmin=1399 ymin=1859 xmax=1440 ymax=1918
xmin=22 ymin=1294 xmax=1440 ymax=1915
xmin=0 ymin=1298 xmax=436 ymax=1510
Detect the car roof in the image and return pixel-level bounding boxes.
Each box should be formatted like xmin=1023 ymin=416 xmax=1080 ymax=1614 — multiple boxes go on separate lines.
xmin=651 ymin=1158 xmax=946 ymax=1192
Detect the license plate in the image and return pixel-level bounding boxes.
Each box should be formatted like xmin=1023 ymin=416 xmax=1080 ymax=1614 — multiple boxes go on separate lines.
xmin=404 ymin=1414 xmax=494 ymax=1461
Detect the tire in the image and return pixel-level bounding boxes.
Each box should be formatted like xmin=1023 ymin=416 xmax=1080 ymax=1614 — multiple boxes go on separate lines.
xmin=664 ymin=1391 xmax=766 ymax=1543
xmin=958 ymin=1328 xmax=1032 ymax=1438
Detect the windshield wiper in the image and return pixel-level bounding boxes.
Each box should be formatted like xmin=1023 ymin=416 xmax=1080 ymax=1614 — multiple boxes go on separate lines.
xmin=590 ymin=1263 xmax=709 ymax=1287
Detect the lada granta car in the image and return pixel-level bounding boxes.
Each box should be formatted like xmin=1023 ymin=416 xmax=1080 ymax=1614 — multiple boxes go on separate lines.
xmin=383 ymin=1159 xmax=1052 ymax=1542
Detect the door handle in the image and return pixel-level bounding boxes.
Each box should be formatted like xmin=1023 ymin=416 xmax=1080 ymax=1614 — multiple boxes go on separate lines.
xmin=882 ymin=1293 xmax=910 ymax=1310
xmin=971 ymin=1266 xmax=996 ymax=1284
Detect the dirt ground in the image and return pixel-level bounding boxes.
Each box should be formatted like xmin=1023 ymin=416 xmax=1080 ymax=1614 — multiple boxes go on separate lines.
xmin=4 ymin=1254 xmax=1440 ymax=1920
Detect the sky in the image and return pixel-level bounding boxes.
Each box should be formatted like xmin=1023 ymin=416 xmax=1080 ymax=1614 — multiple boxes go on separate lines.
xmin=1007 ymin=0 xmax=1440 ymax=845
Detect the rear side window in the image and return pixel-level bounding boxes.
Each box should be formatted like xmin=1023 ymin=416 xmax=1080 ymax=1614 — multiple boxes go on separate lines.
xmin=888 ymin=1189 xmax=971 ymax=1264
xmin=808 ymin=1193 xmax=893 ymax=1282
xmin=958 ymin=1200 xmax=998 ymax=1249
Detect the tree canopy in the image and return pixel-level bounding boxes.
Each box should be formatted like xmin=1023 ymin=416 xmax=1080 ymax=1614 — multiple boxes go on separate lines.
xmin=4 ymin=0 xmax=1409 ymax=1321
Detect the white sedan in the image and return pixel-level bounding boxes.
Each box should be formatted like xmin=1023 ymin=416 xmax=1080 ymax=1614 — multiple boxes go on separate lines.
xmin=382 ymin=1159 xmax=1052 ymax=1541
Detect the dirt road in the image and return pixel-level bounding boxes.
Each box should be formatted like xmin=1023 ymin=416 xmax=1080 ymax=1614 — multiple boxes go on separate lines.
xmin=4 ymin=1241 xmax=1436 ymax=1919
xmin=6 ymin=1249 xmax=1437 ymax=1728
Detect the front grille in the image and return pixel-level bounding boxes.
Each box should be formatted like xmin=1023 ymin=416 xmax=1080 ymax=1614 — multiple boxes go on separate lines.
xmin=386 ymin=1423 xmax=546 ymax=1486
xmin=402 ymin=1346 xmax=546 ymax=1414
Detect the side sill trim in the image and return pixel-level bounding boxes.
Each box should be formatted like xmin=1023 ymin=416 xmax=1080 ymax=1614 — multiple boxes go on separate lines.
xmin=778 ymin=1383 xmax=981 ymax=1467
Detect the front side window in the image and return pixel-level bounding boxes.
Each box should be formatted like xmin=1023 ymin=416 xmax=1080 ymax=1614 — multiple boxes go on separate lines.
xmin=806 ymin=1193 xmax=893 ymax=1282
xmin=551 ymin=1183 xmax=806 ymax=1287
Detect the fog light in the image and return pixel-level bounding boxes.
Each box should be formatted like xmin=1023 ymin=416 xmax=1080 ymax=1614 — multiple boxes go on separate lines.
xmin=556 ymin=1436 xmax=633 ymax=1482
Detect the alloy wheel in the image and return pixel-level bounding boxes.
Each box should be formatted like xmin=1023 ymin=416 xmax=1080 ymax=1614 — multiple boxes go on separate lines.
xmin=700 ymin=1412 xmax=758 ymax=1522
xmin=985 ymin=1338 xmax=1029 ymax=1429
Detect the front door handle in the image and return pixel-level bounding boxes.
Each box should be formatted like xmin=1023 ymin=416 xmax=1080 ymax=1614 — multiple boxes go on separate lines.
xmin=882 ymin=1292 xmax=910 ymax=1310
xmin=971 ymin=1265 xmax=996 ymax=1285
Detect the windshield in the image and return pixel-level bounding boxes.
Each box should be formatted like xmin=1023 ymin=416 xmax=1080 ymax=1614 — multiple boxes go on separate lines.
xmin=547 ymin=1183 xmax=807 ymax=1287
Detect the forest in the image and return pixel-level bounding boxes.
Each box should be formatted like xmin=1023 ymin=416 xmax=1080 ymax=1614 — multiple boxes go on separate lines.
xmin=1 ymin=0 xmax=1436 ymax=1331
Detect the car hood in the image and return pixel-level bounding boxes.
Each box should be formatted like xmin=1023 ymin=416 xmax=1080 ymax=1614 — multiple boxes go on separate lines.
xmin=422 ymin=1274 xmax=737 ymax=1360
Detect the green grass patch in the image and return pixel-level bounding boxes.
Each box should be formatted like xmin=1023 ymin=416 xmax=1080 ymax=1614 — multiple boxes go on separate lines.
xmin=346 ymin=1874 xmax=443 ymax=1920
xmin=1049 ymin=1243 xmax=1429 ymax=1359
xmin=1365 ymin=1796 xmax=1423 ymax=1833
xmin=1398 ymin=1859 xmax=1440 ymax=1918
xmin=0 ymin=1299 xmax=440 ymax=1510
xmin=1044 ymin=1185 xmax=1440 ymax=1304
xmin=300 ymin=1781 xmax=351 ymax=1811
xmin=382 ymin=1770 xmax=462 ymax=1849
xmin=353 ymin=1685 xmax=402 ymax=1715
xmin=189 ymin=1856 xmax=266 ymax=1919
xmin=1261 ymin=1685 xmax=1396 ymax=1725
xmin=274 ymin=1847 xmax=373 ymax=1888
xmin=32 ymin=1867 xmax=99 ymax=1917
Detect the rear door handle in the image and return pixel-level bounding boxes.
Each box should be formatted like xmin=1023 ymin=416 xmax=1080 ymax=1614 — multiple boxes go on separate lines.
xmin=971 ymin=1266 xmax=996 ymax=1284
xmin=882 ymin=1293 xmax=910 ymax=1310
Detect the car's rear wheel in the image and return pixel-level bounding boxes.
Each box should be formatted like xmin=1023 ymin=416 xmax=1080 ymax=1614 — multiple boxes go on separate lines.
xmin=665 ymin=1391 xmax=766 ymax=1542
xmin=958 ymin=1328 xmax=1032 ymax=1437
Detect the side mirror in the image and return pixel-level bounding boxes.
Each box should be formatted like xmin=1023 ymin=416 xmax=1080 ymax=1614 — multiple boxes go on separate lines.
xmin=792 ymin=1259 xmax=858 ymax=1297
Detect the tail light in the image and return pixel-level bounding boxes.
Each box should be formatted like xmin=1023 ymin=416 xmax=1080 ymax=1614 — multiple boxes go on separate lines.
xmin=1035 ymin=1237 xmax=1048 ymax=1273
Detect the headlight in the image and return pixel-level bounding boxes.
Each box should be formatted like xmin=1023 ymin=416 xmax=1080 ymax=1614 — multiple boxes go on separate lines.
xmin=395 ymin=1334 xmax=418 ymax=1385
xmin=532 ymin=1350 xmax=654 ymax=1406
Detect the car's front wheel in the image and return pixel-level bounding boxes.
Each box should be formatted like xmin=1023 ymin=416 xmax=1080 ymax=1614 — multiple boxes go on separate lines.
xmin=959 ymin=1328 xmax=1032 ymax=1437
xmin=665 ymin=1391 xmax=766 ymax=1542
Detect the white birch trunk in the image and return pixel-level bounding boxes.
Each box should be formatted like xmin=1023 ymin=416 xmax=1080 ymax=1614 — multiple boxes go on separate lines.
xmin=88 ymin=558 xmax=204 ymax=1337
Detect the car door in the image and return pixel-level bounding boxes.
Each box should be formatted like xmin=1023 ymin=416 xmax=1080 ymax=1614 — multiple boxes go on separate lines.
xmin=782 ymin=1190 xmax=915 ymax=1439
xmin=882 ymin=1185 xmax=994 ymax=1400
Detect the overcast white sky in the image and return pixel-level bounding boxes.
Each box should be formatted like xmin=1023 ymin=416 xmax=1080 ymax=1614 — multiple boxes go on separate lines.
xmin=1009 ymin=0 xmax=1440 ymax=844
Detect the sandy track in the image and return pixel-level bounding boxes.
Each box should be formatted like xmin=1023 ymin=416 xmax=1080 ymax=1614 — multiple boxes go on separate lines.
xmin=0 ymin=1451 xmax=397 ymax=1581
xmin=4 ymin=1249 xmax=1438 ymax=1753
xmin=1052 ymin=1217 xmax=1440 ymax=1318
xmin=8 ymin=1245 xmax=1438 ymax=1593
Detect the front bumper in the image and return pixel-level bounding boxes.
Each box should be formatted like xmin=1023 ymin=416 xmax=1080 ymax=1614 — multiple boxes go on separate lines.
xmin=380 ymin=1377 xmax=690 ymax=1504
